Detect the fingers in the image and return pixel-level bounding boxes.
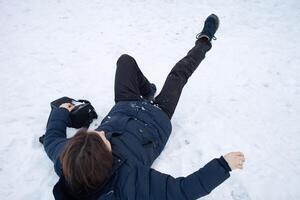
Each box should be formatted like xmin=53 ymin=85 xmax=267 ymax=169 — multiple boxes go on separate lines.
xmin=240 ymin=156 xmax=246 ymax=162
xmin=224 ymin=151 xmax=246 ymax=171
xmin=232 ymin=151 xmax=244 ymax=157
xmin=67 ymin=103 xmax=74 ymax=109
xmin=233 ymin=152 xmax=246 ymax=161
xmin=236 ymin=154 xmax=245 ymax=169
xmin=59 ymin=103 xmax=75 ymax=112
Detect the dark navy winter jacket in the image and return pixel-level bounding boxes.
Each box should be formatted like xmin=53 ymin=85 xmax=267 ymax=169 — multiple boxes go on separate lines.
xmin=43 ymin=100 xmax=231 ymax=200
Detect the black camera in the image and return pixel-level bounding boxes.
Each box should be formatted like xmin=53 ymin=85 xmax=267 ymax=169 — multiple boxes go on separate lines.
xmin=50 ymin=96 xmax=98 ymax=128
xmin=39 ymin=97 xmax=98 ymax=144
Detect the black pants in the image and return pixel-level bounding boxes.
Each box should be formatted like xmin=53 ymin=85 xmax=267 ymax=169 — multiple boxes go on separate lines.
xmin=114 ymin=38 xmax=212 ymax=119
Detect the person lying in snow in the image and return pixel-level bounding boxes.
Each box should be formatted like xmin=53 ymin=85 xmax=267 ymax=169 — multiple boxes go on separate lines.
xmin=43 ymin=14 xmax=245 ymax=200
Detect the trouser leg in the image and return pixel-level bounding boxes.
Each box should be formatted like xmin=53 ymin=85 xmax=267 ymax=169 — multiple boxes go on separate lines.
xmin=114 ymin=54 xmax=152 ymax=103
xmin=154 ymin=38 xmax=212 ymax=119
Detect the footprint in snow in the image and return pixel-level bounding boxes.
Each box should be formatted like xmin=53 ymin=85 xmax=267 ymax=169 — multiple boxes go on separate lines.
xmin=230 ymin=181 xmax=251 ymax=200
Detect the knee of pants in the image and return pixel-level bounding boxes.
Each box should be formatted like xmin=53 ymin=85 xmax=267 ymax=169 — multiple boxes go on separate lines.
xmin=176 ymin=56 xmax=196 ymax=69
xmin=116 ymin=54 xmax=136 ymax=68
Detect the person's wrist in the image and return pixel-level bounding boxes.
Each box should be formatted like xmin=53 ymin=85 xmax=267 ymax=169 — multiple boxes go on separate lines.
xmin=218 ymin=156 xmax=232 ymax=172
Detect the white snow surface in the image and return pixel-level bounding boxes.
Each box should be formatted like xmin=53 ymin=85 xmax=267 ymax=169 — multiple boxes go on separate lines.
xmin=1 ymin=0 xmax=300 ymax=199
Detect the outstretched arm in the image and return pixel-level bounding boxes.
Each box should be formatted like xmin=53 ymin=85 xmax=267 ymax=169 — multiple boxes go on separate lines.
xmin=130 ymin=154 xmax=245 ymax=200
xmin=148 ymin=157 xmax=231 ymax=200
xmin=43 ymin=103 xmax=74 ymax=176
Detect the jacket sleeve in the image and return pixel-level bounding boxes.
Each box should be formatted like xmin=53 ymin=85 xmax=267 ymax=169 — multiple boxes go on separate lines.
xmin=43 ymin=107 xmax=70 ymax=177
xmin=148 ymin=157 xmax=231 ymax=200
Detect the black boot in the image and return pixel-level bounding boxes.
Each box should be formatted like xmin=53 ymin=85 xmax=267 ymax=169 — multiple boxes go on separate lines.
xmin=196 ymin=14 xmax=220 ymax=42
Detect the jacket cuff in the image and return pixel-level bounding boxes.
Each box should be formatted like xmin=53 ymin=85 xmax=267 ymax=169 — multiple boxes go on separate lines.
xmin=54 ymin=107 xmax=70 ymax=120
xmin=47 ymin=107 xmax=71 ymax=128
xmin=218 ymin=156 xmax=232 ymax=172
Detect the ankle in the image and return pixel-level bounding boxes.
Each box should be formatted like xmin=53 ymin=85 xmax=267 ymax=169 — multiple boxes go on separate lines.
xmin=196 ymin=34 xmax=209 ymax=40
xmin=196 ymin=37 xmax=211 ymax=46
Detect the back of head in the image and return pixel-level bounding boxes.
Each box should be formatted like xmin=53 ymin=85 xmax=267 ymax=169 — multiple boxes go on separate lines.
xmin=60 ymin=129 xmax=113 ymax=194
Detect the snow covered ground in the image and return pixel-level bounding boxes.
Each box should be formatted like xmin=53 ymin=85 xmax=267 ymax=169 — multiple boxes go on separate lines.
xmin=1 ymin=0 xmax=300 ymax=199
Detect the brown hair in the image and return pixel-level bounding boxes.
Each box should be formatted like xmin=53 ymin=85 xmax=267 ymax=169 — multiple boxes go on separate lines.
xmin=60 ymin=129 xmax=113 ymax=194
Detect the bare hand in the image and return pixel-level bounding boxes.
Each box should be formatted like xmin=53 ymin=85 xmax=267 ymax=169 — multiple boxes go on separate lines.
xmin=224 ymin=152 xmax=245 ymax=170
xmin=59 ymin=103 xmax=75 ymax=112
